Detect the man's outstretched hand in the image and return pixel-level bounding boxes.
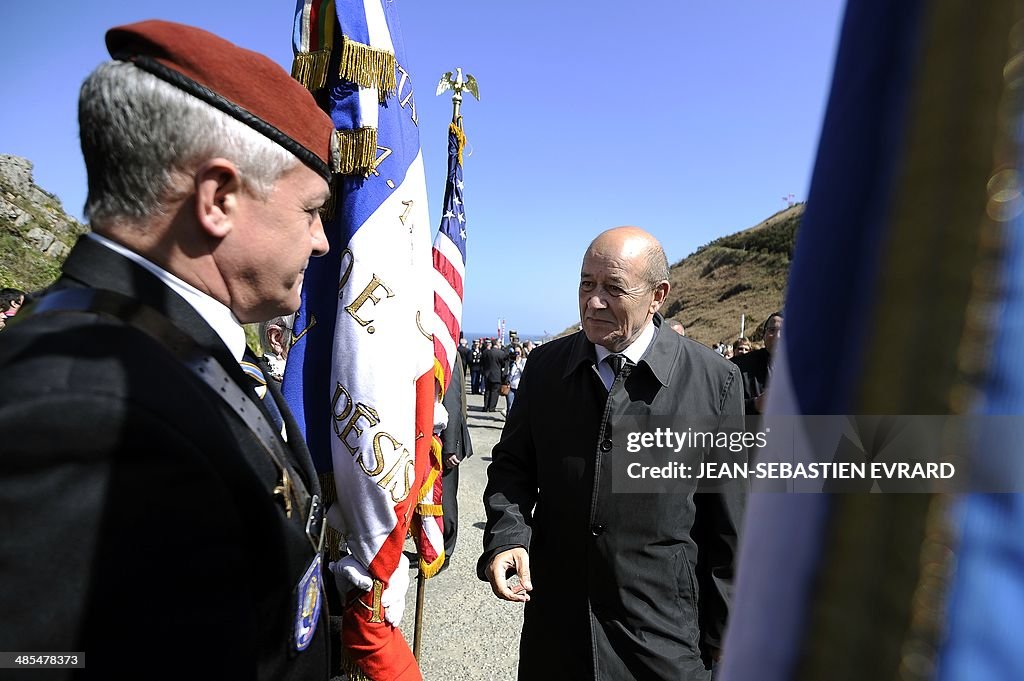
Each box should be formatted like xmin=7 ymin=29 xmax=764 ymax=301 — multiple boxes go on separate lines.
xmin=486 ymin=547 xmax=533 ymax=603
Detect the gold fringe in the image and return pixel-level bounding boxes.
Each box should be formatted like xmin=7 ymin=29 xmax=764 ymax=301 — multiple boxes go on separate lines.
xmin=434 ymin=358 xmax=446 ymax=397
xmin=412 ymin=434 xmax=446 ymax=578
xmin=339 ymin=35 xmax=397 ymax=103
xmin=291 ymin=48 xmax=332 ymax=91
xmin=410 ymin=509 xmax=446 ymax=578
xmin=419 ymin=553 xmax=444 ymax=578
xmin=451 ymin=120 xmax=467 ymax=166
xmin=320 ymin=175 xmax=340 ymax=223
xmin=794 ymin=495 xmax=934 ymax=681
xmin=333 ymin=127 xmax=378 ymax=176
xmin=417 ymin=503 xmax=443 ymax=516
xmin=318 ymin=471 xmax=343 ymax=563
xmin=339 ymin=653 xmax=373 ymax=681
xmin=415 ymin=457 xmax=440 ymax=505
xmin=896 ymin=495 xmax=956 ymax=681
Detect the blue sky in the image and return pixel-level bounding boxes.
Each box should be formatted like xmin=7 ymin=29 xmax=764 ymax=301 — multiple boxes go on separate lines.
xmin=0 ymin=1 xmax=845 ymax=336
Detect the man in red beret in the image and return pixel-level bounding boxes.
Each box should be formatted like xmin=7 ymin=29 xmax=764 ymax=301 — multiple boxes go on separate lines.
xmin=0 ymin=20 xmax=337 ymax=679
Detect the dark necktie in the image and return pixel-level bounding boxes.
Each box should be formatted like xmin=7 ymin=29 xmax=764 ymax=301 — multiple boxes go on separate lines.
xmin=608 ymin=353 xmax=627 ymax=377
xmin=240 ymin=352 xmax=287 ymax=440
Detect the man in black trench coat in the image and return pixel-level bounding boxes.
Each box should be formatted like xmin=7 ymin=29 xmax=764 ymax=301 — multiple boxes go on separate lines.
xmin=480 ymin=226 xmax=747 ymax=680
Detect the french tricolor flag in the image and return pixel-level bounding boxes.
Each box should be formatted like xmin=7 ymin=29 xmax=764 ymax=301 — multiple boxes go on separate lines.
xmin=286 ymin=0 xmax=434 ymax=678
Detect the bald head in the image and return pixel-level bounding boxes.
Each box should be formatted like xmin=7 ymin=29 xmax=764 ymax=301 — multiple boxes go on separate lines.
xmin=579 ymin=226 xmax=671 ymax=352
xmin=586 ymin=227 xmax=670 ymax=287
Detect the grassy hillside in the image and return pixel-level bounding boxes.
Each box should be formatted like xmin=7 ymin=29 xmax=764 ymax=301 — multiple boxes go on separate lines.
xmin=663 ymin=204 xmax=800 ymax=346
xmin=0 ymin=188 xmax=87 ymax=291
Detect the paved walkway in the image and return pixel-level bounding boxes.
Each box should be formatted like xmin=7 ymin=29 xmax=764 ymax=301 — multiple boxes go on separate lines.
xmin=400 ymin=386 xmax=524 ymax=680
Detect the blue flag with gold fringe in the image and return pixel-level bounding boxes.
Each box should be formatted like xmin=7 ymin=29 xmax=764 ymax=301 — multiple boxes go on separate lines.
xmin=721 ymin=1 xmax=1024 ymax=680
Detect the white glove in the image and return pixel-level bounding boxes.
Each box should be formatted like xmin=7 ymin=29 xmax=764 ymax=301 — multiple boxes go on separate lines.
xmin=328 ymin=553 xmax=410 ymax=627
xmin=380 ymin=553 xmax=410 ymax=627
xmin=433 ymin=401 xmax=449 ymax=436
xmin=328 ymin=555 xmax=373 ymax=594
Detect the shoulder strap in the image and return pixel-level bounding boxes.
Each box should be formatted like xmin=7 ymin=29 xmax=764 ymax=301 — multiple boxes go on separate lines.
xmin=29 ymin=288 xmax=323 ymax=547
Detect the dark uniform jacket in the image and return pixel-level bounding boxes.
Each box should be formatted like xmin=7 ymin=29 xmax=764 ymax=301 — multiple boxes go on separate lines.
xmin=0 ymin=237 xmax=329 ymax=680
xmin=480 ymin=346 xmax=507 ymax=383
xmin=731 ymin=347 xmax=771 ymax=415
xmin=456 ymin=343 xmax=472 ymax=377
xmin=479 ymin=315 xmax=746 ymax=680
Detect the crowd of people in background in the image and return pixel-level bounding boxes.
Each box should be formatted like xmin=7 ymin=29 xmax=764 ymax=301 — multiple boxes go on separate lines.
xmin=454 ymin=311 xmax=781 ymax=418
xmin=458 ymin=335 xmax=539 ymax=415
xmin=0 ymin=288 xmax=26 ymax=332
xmin=713 ymin=336 xmax=754 ymax=359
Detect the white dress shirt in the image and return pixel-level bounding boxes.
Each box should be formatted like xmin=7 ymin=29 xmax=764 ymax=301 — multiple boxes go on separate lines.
xmin=594 ymin=319 xmax=657 ymax=391
xmin=88 ymin=233 xmax=247 ymax=361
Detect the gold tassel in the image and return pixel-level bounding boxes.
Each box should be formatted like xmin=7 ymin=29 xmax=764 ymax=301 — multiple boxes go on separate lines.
xmin=333 ymin=127 xmax=379 ymax=176
xmin=451 ymin=120 xmax=467 ymax=166
xmin=338 ymin=35 xmax=397 ymax=103
xmin=291 ymin=49 xmax=332 ymax=91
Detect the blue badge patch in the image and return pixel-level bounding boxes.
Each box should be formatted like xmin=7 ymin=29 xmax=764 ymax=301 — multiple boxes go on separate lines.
xmin=295 ymin=554 xmax=322 ymax=650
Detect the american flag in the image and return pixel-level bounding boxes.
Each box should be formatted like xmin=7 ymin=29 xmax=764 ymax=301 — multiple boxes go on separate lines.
xmin=412 ymin=118 xmax=469 ymax=578
xmin=431 ymin=119 xmax=468 ymax=390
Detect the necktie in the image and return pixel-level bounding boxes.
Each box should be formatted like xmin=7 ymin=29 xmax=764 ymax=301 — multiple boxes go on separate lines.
xmin=607 ymin=353 xmax=627 ymax=377
xmin=240 ymin=353 xmax=287 ymax=441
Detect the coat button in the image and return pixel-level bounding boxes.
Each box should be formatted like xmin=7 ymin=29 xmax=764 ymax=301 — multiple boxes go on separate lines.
xmin=600 ymin=439 xmax=613 ymax=452
xmin=592 ymin=524 xmax=605 ymax=536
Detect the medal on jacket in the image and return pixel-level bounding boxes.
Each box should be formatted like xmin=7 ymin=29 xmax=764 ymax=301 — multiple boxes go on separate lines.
xmin=294 ymin=554 xmax=323 ymax=650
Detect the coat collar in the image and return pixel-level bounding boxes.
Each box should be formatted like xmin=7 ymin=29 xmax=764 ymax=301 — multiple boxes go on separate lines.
xmin=88 ymin=234 xmax=246 ymax=361
xmin=57 ymin=235 xmax=317 ymax=486
xmin=563 ymin=313 xmax=676 ymax=388
xmin=58 ymin=235 xmax=240 ymax=372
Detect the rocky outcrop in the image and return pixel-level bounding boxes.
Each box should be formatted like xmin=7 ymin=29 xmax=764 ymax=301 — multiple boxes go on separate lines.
xmin=0 ymin=154 xmax=87 ymax=291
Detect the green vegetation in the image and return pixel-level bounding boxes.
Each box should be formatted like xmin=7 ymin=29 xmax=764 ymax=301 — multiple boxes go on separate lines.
xmin=0 ymin=191 xmax=87 ymax=290
xmin=0 ymin=231 xmax=63 ymax=290
xmin=244 ymin=324 xmax=262 ymax=352
xmin=690 ymin=204 xmax=802 ymax=259
xmin=714 ymin=209 xmax=800 ymax=257
xmin=718 ymin=282 xmax=752 ymax=302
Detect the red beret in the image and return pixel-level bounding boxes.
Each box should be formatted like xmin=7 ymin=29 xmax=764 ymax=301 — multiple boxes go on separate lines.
xmin=106 ymin=19 xmax=335 ymax=182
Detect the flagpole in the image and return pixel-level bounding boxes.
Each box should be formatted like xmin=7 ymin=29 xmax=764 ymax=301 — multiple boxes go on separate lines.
xmin=413 ymin=65 xmax=481 ymax=662
xmin=413 ymin=572 xmax=426 ymax=659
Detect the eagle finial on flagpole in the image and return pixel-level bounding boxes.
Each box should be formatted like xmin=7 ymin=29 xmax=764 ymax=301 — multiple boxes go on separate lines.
xmin=436 ymin=67 xmax=479 ymax=121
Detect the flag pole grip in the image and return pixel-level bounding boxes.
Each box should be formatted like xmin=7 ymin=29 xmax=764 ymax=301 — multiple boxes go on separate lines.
xmin=413 ymin=569 xmax=427 ymax=660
